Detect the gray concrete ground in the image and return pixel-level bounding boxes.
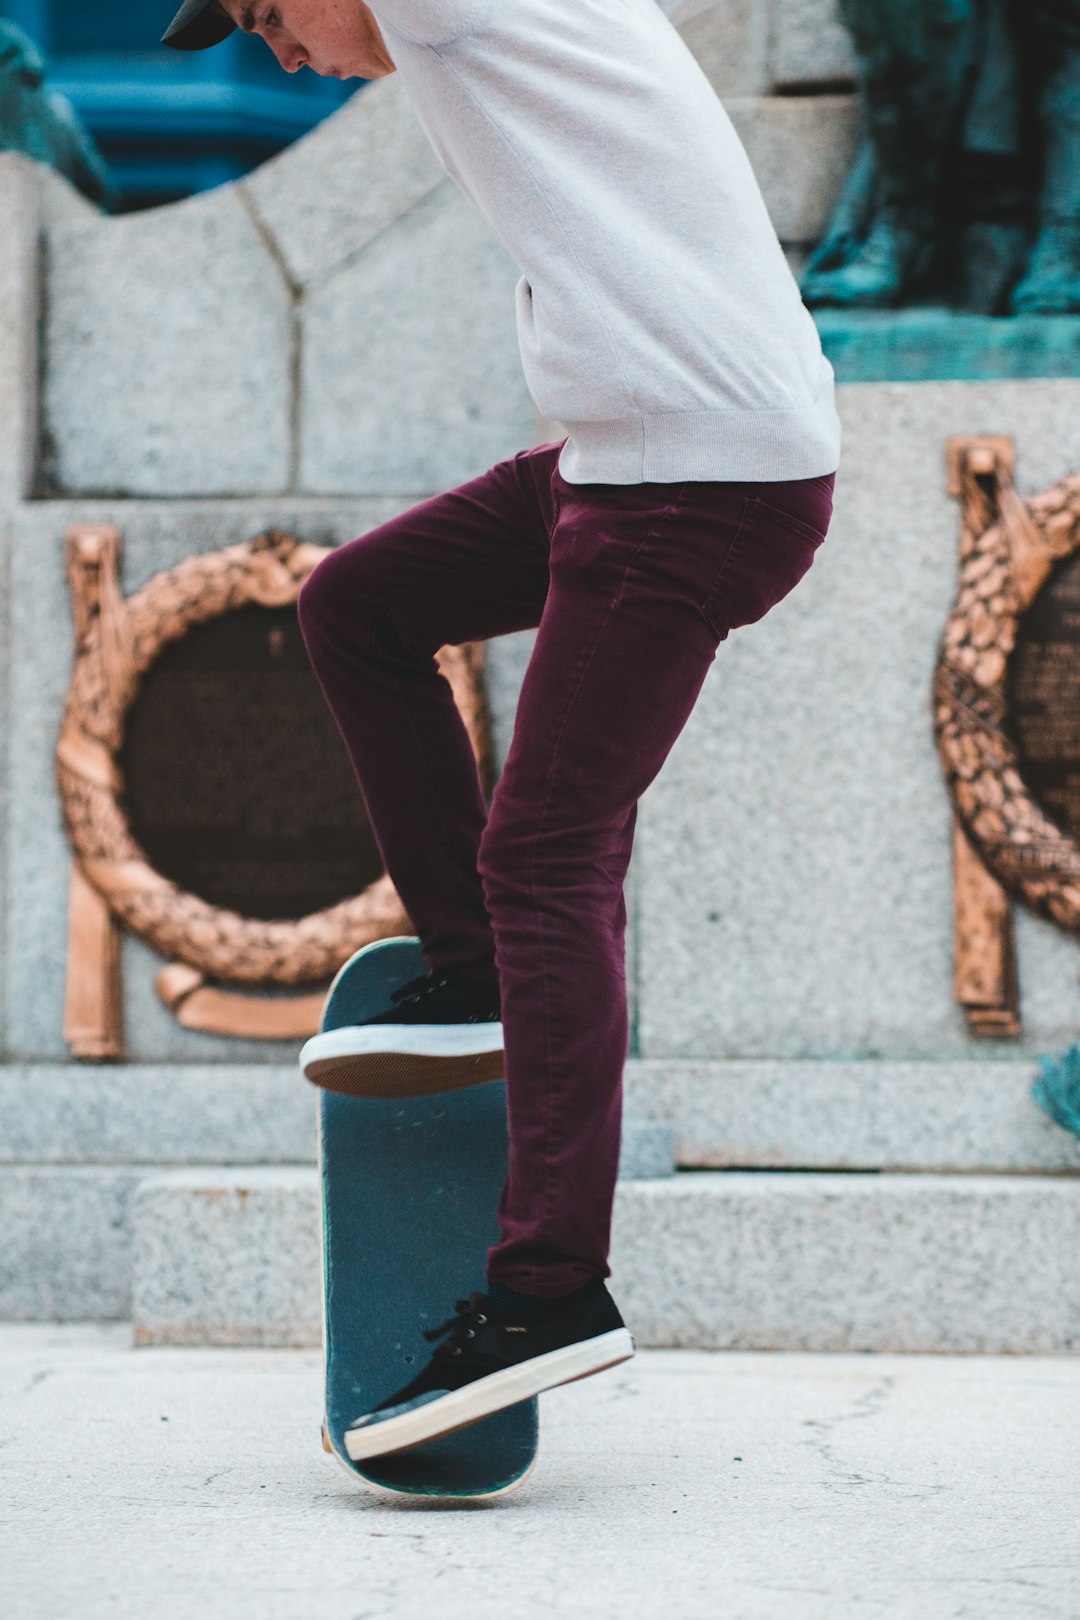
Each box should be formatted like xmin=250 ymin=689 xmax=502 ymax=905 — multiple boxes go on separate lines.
xmin=3 ymin=1328 xmax=1079 ymax=1620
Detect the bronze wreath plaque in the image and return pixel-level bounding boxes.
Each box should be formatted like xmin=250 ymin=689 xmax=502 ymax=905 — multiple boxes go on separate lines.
xmin=57 ymin=525 xmax=492 ymax=1058
xmin=934 ymin=438 xmax=1080 ymax=1036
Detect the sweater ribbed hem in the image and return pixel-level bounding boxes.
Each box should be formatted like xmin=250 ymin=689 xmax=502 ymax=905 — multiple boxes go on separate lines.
xmin=555 ymin=394 xmax=843 ymax=485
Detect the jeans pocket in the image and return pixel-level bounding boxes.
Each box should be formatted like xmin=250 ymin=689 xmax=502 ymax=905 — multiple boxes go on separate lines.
xmin=700 ymin=495 xmax=823 ymax=641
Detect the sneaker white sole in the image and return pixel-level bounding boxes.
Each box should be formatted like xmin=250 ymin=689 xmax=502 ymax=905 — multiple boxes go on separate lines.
xmin=344 ymin=1327 xmax=635 ymax=1461
xmin=300 ymin=1022 xmax=505 ymax=1099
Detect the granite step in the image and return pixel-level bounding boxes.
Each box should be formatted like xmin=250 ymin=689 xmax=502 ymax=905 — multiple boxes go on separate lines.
xmin=0 ymin=1118 xmax=673 ymax=1322
xmin=3 ymin=1060 xmax=1078 ymax=1172
xmin=129 ymin=1167 xmax=1080 ymax=1353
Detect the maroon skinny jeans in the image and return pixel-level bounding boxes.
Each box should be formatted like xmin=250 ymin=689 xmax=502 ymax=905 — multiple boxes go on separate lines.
xmin=298 ymin=438 xmax=833 ymax=1297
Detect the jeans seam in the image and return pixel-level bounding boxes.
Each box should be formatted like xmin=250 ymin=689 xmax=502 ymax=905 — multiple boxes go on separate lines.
xmin=699 ymin=494 xmax=754 ymax=639
xmin=752 ymin=495 xmax=828 ymax=545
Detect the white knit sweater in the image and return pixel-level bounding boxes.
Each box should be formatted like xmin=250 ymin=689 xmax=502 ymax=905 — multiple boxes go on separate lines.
xmin=368 ymin=0 xmax=842 ymax=483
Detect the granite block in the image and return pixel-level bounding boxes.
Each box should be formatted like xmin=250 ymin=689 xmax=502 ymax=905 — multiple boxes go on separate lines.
xmin=36 ymin=165 xmax=100 ymax=230
xmin=131 ymin=1127 xmax=670 ymax=1348
xmin=0 ymin=520 xmax=9 ymax=1065
xmin=769 ymin=0 xmax=857 ymax=89
xmin=0 ymin=154 xmax=41 ymax=508
xmin=4 ymin=499 xmax=412 ymax=1063
xmin=241 ymin=75 xmax=446 ymax=290
xmin=0 ymin=1066 xmax=317 ymax=1165
xmin=298 ymin=183 xmax=537 ymax=494
xmin=612 ymin=1174 xmax=1080 ymax=1351
xmin=43 ymin=187 xmax=293 ymax=497
xmin=0 ymin=1167 xmax=138 ymax=1319
xmin=624 ymin=1059 xmax=1080 ymax=1170
xmin=678 ymin=0 xmax=769 ymax=99
xmin=619 ymin=1116 xmax=676 ymax=1178
xmin=0 ymin=172 xmax=33 ymax=1047
xmin=131 ymin=1168 xmax=1080 ymax=1350
xmin=132 ymin=1169 xmax=320 ymax=1347
xmin=726 ymin=95 xmax=859 ymax=242
xmin=636 ymin=379 xmax=1080 ymax=1062
xmin=5 ymin=1059 xmax=1076 ymax=1173
xmin=0 ymin=1064 xmax=670 ymax=1171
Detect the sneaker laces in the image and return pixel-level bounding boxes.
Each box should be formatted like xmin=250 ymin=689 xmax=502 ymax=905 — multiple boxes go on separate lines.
xmin=422 ymin=1292 xmax=491 ymax=1360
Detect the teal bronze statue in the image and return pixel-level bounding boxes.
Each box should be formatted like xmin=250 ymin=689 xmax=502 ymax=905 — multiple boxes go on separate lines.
xmin=1033 ymin=1045 xmax=1080 ymax=1136
xmin=0 ymin=21 xmax=108 ymax=206
xmin=802 ymin=0 xmax=1080 ymax=314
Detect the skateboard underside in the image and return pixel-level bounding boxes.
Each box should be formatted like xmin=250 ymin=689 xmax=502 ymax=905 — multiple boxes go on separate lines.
xmin=317 ymin=936 xmax=539 ymax=1498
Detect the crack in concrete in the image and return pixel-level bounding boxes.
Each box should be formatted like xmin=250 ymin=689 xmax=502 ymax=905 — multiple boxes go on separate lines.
xmin=18 ymin=1366 xmax=54 ymax=1397
xmin=797 ymin=1375 xmax=909 ymax=1492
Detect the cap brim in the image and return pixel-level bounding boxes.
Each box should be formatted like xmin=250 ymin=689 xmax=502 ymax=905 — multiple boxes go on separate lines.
xmin=162 ymin=0 xmax=237 ymax=51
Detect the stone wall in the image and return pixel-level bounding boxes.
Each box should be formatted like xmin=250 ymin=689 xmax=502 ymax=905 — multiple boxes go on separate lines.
xmin=32 ymin=3 xmax=859 ymax=502
xmin=3 ymin=4 xmax=1079 ymax=1347
xmin=2 ymin=1 xmax=1077 ymax=1066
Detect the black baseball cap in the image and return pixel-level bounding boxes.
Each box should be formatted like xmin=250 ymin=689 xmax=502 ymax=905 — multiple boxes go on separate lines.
xmin=162 ymin=0 xmax=237 ymax=51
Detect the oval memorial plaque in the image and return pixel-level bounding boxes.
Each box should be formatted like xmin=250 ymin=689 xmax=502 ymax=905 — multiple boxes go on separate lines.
xmin=1007 ymin=548 xmax=1080 ymax=843
xmin=120 ymin=602 xmax=381 ymax=923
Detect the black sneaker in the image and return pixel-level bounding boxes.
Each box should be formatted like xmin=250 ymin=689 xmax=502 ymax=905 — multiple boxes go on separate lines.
xmin=300 ymin=969 xmax=503 ymax=1098
xmin=344 ymin=1281 xmax=635 ymax=1461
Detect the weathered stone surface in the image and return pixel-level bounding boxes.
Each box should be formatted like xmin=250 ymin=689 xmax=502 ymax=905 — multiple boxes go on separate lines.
xmin=678 ymin=0 xmax=769 ymax=99
xmin=7 ymin=1328 xmax=1080 ymax=1620
xmin=299 ymin=182 xmax=537 ymax=494
xmin=726 ymin=95 xmax=859 ymax=242
xmin=36 ymin=164 xmax=100 ymax=229
xmin=0 ymin=155 xmax=42 ymax=1063
xmin=636 ymin=378 xmax=1080 ymax=1062
xmin=613 ymin=1174 xmax=1080 ymax=1351
xmin=6 ymin=1060 xmax=1077 ymax=1172
xmin=242 ymin=75 xmax=446 ymax=290
xmin=132 ymin=1169 xmax=318 ymax=1347
xmin=770 ymin=0 xmax=857 ymax=89
xmin=0 ymin=154 xmax=40 ymax=508
xmin=0 ymin=1065 xmax=668 ymax=1177
xmin=4 ymin=499 xmax=412 ymax=1063
xmin=130 ymin=1167 xmax=1080 ymax=1350
xmin=131 ymin=1130 xmax=672 ymax=1348
xmin=0 ymin=1067 xmax=317 ymax=1164
xmin=43 ymin=186 xmax=293 ymax=497
xmin=620 ymin=1117 xmax=676 ymax=1178
xmin=625 ymin=1060 xmax=1080 ymax=1170
xmin=0 ymin=1168 xmax=137 ymax=1319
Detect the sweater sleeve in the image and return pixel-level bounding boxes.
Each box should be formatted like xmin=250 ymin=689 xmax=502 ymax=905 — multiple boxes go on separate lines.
xmin=369 ymin=0 xmax=493 ymax=46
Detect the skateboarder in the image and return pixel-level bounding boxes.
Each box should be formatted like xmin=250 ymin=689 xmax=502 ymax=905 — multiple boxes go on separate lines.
xmin=163 ymin=0 xmax=840 ymax=1456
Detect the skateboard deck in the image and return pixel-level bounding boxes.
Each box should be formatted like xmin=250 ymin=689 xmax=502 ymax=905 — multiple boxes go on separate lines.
xmin=315 ymin=935 xmax=539 ymax=1498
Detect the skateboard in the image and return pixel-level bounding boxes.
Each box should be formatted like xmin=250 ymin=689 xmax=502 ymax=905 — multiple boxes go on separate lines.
xmin=311 ymin=935 xmax=539 ymax=1499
